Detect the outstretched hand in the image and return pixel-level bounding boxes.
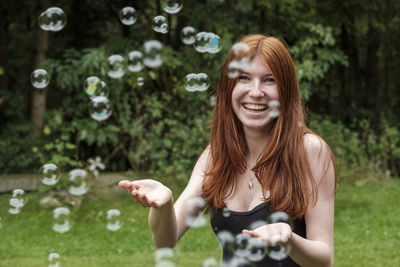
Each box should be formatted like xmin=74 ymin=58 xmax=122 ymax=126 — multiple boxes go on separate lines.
xmin=242 ymin=222 xmax=292 ymax=247
xmin=119 ymin=179 xmax=173 ymax=208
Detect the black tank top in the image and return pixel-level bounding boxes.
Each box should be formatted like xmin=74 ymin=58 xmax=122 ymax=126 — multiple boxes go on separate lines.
xmin=210 ymin=202 xmax=306 ymax=266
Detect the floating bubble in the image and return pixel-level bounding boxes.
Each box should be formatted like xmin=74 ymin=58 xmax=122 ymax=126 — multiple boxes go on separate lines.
xmin=67 ymin=169 xmax=89 ymax=196
xmin=267 ymin=100 xmax=281 ymax=119
xmin=83 ymin=76 xmax=109 ymax=99
xmin=234 ymin=233 xmax=251 ymax=257
xmin=222 ymin=207 xmax=231 ymax=217
xmin=38 ymin=7 xmax=67 ymax=32
xmin=162 ymin=0 xmax=183 ymax=14
xmin=107 ymin=54 xmax=125 ymax=79
xmin=197 ymin=73 xmax=210 ymax=91
xmin=184 ymin=73 xmax=198 ymax=92
xmin=232 ymin=42 xmax=250 ymax=55
xmin=31 ymin=69 xmax=50 ymax=89
xmin=185 ymin=197 xmax=207 ymax=227
xmin=203 ymin=257 xmax=220 ymax=267
xmin=106 ymin=209 xmax=122 ymax=231
xmin=194 ymin=32 xmax=210 ymax=53
xmin=154 ymin=247 xmax=174 ymax=262
xmin=246 ymin=237 xmax=267 ymax=262
xmin=89 ymin=96 xmax=112 ymax=121
xmin=207 ymin=33 xmax=221 ymax=54
xmin=137 ymin=77 xmax=144 ymax=87
xmin=227 ymin=257 xmax=256 ymax=267
xmin=143 ymin=40 xmax=163 ymax=68
xmin=194 ymin=32 xmax=221 ymax=53
xmin=153 ymin=15 xmax=168 ymax=34
xmin=48 ymin=252 xmax=60 ymax=267
xmin=210 ymin=95 xmax=216 ymax=107
xmin=8 ymin=189 xmax=26 ymax=215
xmin=228 ymin=58 xmax=250 ymax=79
xmin=217 ymin=230 xmax=236 ymax=259
xmin=266 ymin=211 xmax=293 ymax=261
xmin=40 ymin=163 xmax=60 ymax=186
xmin=52 ymin=206 xmax=72 ymax=233
xmin=127 ymin=51 xmax=143 ymax=72
xmin=119 ymin=6 xmax=137 ymax=25
xmin=181 ymin=26 xmax=196 ymax=45
xmin=184 ymin=73 xmax=210 ymax=92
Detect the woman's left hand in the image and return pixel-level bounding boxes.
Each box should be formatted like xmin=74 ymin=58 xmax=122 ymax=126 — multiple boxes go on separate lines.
xmin=242 ymin=222 xmax=292 ymax=247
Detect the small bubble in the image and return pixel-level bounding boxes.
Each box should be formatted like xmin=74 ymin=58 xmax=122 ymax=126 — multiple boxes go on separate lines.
xmin=8 ymin=189 xmax=26 ymax=215
xmin=185 ymin=197 xmax=207 ymax=228
xmin=153 ymin=15 xmax=168 ymax=34
xmin=127 ymin=51 xmax=143 ymax=72
xmin=162 ymin=0 xmax=184 ymax=14
xmin=31 ymin=69 xmax=50 ymax=89
xmin=38 ymin=7 xmax=67 ymax=32
xmin=106 ymin=209 xmax=122 ymax=231
xmin=143 ymin=40 xmax=163 ymax=68
xmin=83 ymin=76 xmax=109 ymax=99
xmin=222 ymin=207 xmax=231 ymax=217
xmin=68 ymin=169 xmax=89 ymax=196
xmin=231 ymin=42 xmax=250 ymax=55
xmin=48 ymin=252 xmax=60 ymax=267
xmin=89 ymin=96 xmax=112 ymax=121
xmin=181 ymin=26 xmax=196 ymax=45
xmin=107 ymin=55 xmax=126 ymax=79
xmin=40 ymin=163 xmax=60 ymax=186
xmin=119 ymin=7 xmax=137 ymax=25
xmin=52 ymin=207 xmax=72 ymax=233
xmin=137 ymin=77 xmax=144 ymax=87
xmin=203 ymin=257 xmax=219 ymax=267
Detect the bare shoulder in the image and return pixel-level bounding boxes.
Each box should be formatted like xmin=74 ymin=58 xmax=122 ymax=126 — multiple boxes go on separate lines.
xmin=303 ymin=133 xmax=336 ymax=189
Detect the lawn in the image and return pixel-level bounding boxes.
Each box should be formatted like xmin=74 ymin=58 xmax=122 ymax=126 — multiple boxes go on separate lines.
xmin=0 ymin=179 xmax=399 ymax=266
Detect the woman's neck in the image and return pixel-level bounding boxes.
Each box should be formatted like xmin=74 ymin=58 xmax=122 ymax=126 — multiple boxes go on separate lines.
xmin=244 ymin=127 xmax=270 ymax=166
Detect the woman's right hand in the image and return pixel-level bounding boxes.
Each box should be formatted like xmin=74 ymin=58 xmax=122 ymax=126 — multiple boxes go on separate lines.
xmin=118 ymin=179 xmax=173 ymax=208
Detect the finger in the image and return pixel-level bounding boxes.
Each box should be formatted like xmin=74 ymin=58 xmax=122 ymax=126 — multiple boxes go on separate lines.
xmin=118 ymin=180 xmax=131 ymax=189
xmin=242 ymin=229 xmax=257 ymax=236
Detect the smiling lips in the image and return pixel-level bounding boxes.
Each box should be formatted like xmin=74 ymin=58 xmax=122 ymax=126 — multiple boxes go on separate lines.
xmin=243 ymin=103 xmax=268 ymax=111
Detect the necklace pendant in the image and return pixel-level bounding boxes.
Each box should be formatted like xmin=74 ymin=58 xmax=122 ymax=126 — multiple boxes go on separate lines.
xmin=249 ymin=180 xmax=253 ymax=189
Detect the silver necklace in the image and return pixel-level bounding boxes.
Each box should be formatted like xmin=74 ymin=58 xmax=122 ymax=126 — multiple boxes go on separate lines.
xmin=249 ymin=172 xmax=256 ymax=189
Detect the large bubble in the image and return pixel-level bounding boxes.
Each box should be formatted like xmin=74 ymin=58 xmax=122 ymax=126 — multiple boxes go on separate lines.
xmin=40 ymin=163 xmax=60 ymax=186
xmin=194 ymin=32 xmax=221 ymax=54
xmin=143 ymin=40 xmax=163 ymax=68
xmin=162 ymin=0 xmax=184 ymax=14
xmin=184 ymin=73 xmax=210 ymax=92
xmin=38 ymin=7 xmax=67 ymax=32
xmin=83 ymin=76 xmax=109 ymax=99
xmin=89 ymin=96 xmax=112 ymax=121
xmin=31 ymin=69 xmax=50 ymax=89
xmin=52 ymin=206 xmax=72 ymax=233
xmin=185 ymin=197 xmax=207 ymax=228
xmin=119 ymin=7 xmax=137 ymax=26
xmin=67 ymin=169 xmax=89 ymax=196
xmin=8 ymin=189 xmax=26 ymax=215
xmin=266 ymin=211 xmax=293 ymax=261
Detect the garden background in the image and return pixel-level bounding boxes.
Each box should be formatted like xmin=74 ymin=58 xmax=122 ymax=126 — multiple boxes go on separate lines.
xmin=0 ymin=0 xmax=399 ymax=266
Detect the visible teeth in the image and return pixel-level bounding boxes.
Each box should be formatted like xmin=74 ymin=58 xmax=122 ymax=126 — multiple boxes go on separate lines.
xmin=244 ymin=104 xmax=267 ymax=110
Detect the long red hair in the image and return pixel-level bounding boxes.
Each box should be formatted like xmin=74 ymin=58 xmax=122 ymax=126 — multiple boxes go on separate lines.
xmin=201 ymin=35 xmax=336 ymax=218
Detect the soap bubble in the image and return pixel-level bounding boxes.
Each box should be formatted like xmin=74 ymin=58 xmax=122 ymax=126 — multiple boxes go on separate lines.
xmin=40 ymin=163 xmax=60 ymax=186
xmin=162 ymin=0 xmax=183 ymax=14
xmin=38 ymin=7 xmax=67 ymax=32
xmin=267 ymin=100 xmax=281 ymax=119
xmin=106 ymin=209 xmax=122 ymax=231
xmin=246 ymin=237 xmax=267 ymax=262
xmin=52 ymin=206 xmax=72 ymax=233
xmin=137 ymin=77 xmax=144 ymax=87
xmin=89 ymin=96 xmax=112 ymax=121
xmin=143 ymin=40 xmax=163 ymax=68
xmin=196 ymin=73 xmax=210 ymax=91
xmin=83 ymin=76 xmax=109 ymax=99
xmin=154 ymin=248 xmax=175 ymax=267
xmin=227 ymin=257 xmax=256 ymax=267
xmin=234 ymin=233 xmax=251 ymax=257
xmin=227 ymin=57 xmax=250 ymax=79
xmin=119 ymin=6 xmax=137 ymax=25
xmin=181 ymin=26 xmax=196 ymax=45
xmin=222 ymin=207 xmax=231 ymax=217
xmin=31 ymin=69 xmax=50 ymax=89
xmin=127 ymin=51 xmax=143 ymax=72
xmin=67 ymin=169 xmax=89 ymax=196
xmin=153 ymin=15 xmax=168 ymax=34
xmin=8 ymin=189 xmax=26 ymax=215
xmin=203 ymin=257 xmax=220 ymax=267
xmin=194 ymin=32 xmax=221 ymax=53
xmin=210 ymin=96 xmax=216 ymax=107
xmin=185 ymin=197 xmax=207 ymax=227
xmin=217 ymin=230 xmax=236 ymax=259
xmin=107 ymin=54 xmax=125 ymax=79
xmin=232 ymin=42 xmax=250 ymax=55
xmin=48 ymin=252 xmax=60 ymax=267
xmin=266 ymin=211 xmax=293 ymax=260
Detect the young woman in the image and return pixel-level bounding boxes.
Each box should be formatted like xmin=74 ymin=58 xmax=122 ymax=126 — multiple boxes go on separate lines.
xmin=119 ymin=34 xmax=336 ymax=267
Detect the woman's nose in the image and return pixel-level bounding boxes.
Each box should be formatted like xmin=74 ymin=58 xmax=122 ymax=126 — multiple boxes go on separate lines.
xmin=248 ymin=82 xmax=264 ymax=97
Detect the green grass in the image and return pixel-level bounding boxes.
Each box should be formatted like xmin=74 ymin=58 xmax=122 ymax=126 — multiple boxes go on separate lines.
xmin=1 ymin=180 xmax=400 ymax=266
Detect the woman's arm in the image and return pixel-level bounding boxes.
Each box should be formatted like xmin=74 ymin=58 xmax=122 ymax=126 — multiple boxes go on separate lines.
xmin=119 ymin=146 xmax=210 ymax=249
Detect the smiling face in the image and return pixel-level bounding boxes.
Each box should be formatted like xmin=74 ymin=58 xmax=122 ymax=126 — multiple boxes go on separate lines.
xmin=231 ymin=56 xmax=280 ymax=134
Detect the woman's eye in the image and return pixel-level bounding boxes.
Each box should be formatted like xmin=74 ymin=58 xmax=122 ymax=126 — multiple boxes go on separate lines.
xmin=264 ymin=78 xmax=275 ymax=84
xmin=238 ymin=75 xmax=250 ymax=81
